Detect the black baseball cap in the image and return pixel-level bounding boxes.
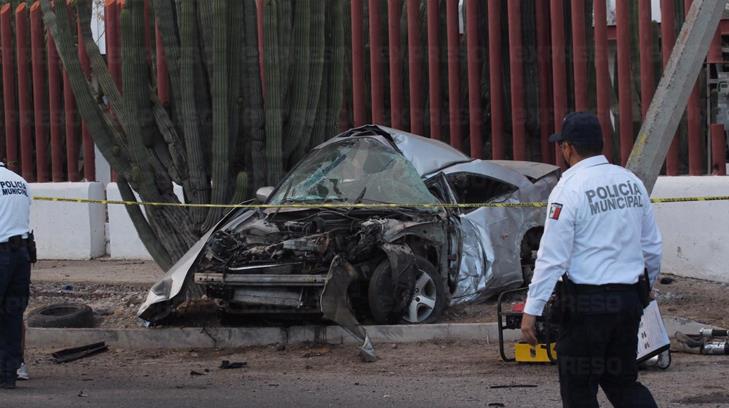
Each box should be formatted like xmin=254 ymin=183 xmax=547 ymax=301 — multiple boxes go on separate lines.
xmin=549 ymin=112 xmax=603 ymax=147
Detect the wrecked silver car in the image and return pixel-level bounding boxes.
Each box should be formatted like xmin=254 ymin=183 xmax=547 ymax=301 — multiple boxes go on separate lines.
xmin=138 ymin=125 xmax=559 ymax=359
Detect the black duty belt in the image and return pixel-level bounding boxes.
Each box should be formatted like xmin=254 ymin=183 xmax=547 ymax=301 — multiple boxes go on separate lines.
xmin=0 ymin=236 xmax=29 ymax=252
xmin=571 ymin=282 xmax=638 ymax=294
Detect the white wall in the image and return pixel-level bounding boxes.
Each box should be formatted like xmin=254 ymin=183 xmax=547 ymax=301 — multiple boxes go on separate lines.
xmin=30 ymin=183 xmax=106 ymax=259
xmin=652 ymin=177 xmax=729 ymax=283
xmin=106 ymin=183 xmax=184 ymax=260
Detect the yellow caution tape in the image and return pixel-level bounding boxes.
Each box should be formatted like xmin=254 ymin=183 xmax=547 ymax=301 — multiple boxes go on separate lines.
xmin=30 ymin=195 xmax=729 ymax=209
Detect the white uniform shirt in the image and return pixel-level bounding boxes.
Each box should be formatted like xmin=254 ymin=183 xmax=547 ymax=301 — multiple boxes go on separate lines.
xmin=0 ymin=164 xmax=31 ymax=243
xmin=524 ymin=155 xmax=662 ymax=316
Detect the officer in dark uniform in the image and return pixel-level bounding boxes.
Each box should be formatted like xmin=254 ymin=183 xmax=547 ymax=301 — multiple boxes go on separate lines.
xmin=0 ymin=161 xmax=33 ymax=389
xmin=521 ymin=113 xmax=662 ymax=408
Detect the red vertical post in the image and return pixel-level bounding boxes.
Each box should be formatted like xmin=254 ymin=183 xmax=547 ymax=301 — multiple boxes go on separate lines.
xmin=30 ymin=1 xmax=49 ymax=182
xmin=407 ymin=0 xmax=423 ymax=136
xmin=638 ymin=0 xmax=654 ymax=119
xmin=571 ymin=0 xmax=588 ymax=111
xmin=616 ymin=0 xmax=633 ymax=165
xmin=387 ymin=0 xmax=403 ymax=130
xmin=16 ymin=3 xmax=33 ymax=181
xmin=78 ymin=19 xmax=95 ymax=181
xmin=508 ymin=0 xmax=525 ymax=161
xmin=351 ymin=0 xmax=366 ymax=126
xmin=465 ymin=0 xmax=481 ymax=158
xmin=1 ymin=4 xmax=17 ymax=172
xmin=105 ymin=0 xmax=122 ymax=91
xmin=536 ymin=0 xmax=553 ymax=164
xmin=710 ymin=123 xmax=726 ymax=175
xmin=155 ymin=22 xmax=170 ymax=105
xmin=48 ymin=34 xmax=64 ymax=182
xmin=550 ymin=0 xmax=567 ymax=168
xmin=446 ymin=0 xmax=461 ymax=150
xmin=426 ymin=0 xmax=441 ymax=140
xmin=685 ymin=0 xmax=703 ymax=175
xmin=64 ymin=69 xmax=80 ymax=182
xmin=594 ymin=0 xmax=613 ymax=161
xmin=488 ymin=0 xmax=504 ymax=160
xmin=661 ymin=0 xmax=679 ymax=175
xmin=708 ymin=28 xmax=722 ymax=64
xmin=368 ymin=0 xmax=384 ymax=124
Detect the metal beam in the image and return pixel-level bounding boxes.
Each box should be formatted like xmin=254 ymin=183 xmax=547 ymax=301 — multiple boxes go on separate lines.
xmin=626 ymin=0 xmax=727 ymax=192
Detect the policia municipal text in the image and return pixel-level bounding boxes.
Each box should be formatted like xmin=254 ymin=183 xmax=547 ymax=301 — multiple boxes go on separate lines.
xmin=521 ymin=113 xmax=662 ymax=408
xmin=0 ymin=162 xmax=35 ymax=389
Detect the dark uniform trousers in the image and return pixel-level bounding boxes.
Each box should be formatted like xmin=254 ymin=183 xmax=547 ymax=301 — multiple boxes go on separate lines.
xmin=0 ymin=247 xmax=30 ymax=386
xmin=557 ymin=287 xmax=658 ymax=408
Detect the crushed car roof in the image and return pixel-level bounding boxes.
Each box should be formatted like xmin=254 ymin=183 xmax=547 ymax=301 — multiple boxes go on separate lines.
xmin=317 ymin=124 xmax=471 ymax=176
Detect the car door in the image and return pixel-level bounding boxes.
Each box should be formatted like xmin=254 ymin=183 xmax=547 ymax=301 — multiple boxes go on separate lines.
xmin=424 ymin=172 xmax=491 ymax=305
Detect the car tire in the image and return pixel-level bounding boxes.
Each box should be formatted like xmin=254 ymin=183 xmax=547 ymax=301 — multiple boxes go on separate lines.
xmin=27 ymin=303 xmax=95 ymax=328
xmin=368 ymin=256 xmax=446 ymax=325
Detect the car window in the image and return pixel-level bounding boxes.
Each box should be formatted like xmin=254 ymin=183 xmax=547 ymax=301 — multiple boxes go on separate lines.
xmin=446 ymin=173 xmax=518 ymax=212
xmin=269 ymin=138 xmax=440 ymax=207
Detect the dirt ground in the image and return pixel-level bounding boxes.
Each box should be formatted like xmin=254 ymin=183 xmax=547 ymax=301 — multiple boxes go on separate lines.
xmin=4 ymin=342 xmax=729 ymax=407
xmin=27 ymin=259 xmax=729 ymax=330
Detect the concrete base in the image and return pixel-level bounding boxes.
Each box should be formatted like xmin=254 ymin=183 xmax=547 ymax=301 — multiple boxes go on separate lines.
xmin=652 ymin=177 xmax=729 ymax=283
xmin=26 ymin=317 xmax=712 ymax=351
xmin=30 ymin=183 xmax=106 ymax=259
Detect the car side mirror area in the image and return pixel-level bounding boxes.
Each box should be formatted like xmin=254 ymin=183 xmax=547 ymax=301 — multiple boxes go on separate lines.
xmin=256 ymin=186 xmax=275 ymax=203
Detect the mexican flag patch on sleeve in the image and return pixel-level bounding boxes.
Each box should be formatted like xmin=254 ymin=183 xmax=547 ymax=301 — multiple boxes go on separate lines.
xmin=549 ymin=203 xmax=563 ymax=220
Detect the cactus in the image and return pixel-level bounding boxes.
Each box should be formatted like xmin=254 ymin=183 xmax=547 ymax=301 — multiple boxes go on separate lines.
xmin=264 ymin=0 xmax=284 ymax=185
xmin=40 ymin=0 xmax=348 ymax=268
xmin=281 ymin=0 xmax=312 ymax=162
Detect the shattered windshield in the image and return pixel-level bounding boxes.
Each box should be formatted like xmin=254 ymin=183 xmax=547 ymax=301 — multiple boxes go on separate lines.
xmin=269 ymin=138 xmax=440 ymax=207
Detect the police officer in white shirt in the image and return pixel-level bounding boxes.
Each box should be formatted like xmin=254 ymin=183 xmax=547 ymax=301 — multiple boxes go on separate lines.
xmin=0 ymin=162 xmax=32 ymax=389
xmin=521 ymin=112 xmax=662 ymax=408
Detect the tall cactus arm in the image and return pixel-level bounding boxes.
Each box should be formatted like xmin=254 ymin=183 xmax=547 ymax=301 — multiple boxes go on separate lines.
xmin=292 ymin=0 xmax=325 ymax=162
xmin=202 ymin=0 xmax=231 ymax=230
xmin=195 ymin=0 xmax=214 ymax=79
xmin=323 ymin=0 xmax=346 ymax=142
xmin=281 ymin=0 xmax=311 ymax=160
xmin=263 ymin=0 xmax=283 ymax=185
xmin=242 ymin=0 xmax=266 ymax=192
xmin=118 ymin=176 xmax=173 ymax=270
xmin=179 ymin=0 xmax=210 ymax=230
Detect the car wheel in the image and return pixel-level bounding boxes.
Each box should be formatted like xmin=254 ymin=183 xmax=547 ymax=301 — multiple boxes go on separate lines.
xmin=368 ymin=256 xmax=446 ymax=325
xmin=27 ymin=303 xmax=95 ymax=328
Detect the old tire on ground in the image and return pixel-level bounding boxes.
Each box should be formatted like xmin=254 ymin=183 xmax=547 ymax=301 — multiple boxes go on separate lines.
xmin=368 ymin=256 xmax=446 ymax=325
xmin=27 ymin=303 xmax=95 ymax=328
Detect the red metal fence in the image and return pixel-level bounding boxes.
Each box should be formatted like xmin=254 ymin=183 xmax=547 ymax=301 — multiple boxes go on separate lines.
xmin=348 ymin=0 xmax=728 ymax=175
xmin=0 ymin=1 xmax=727 ymax=182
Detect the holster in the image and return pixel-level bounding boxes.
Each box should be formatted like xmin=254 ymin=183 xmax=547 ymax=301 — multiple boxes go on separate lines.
xmin=637 ymin=268 xmax=651 ymax=308
xmin=26 ymin=231 xmax=37 ymax=263
xmin=548 ymin=275 xmax=575 ymax=325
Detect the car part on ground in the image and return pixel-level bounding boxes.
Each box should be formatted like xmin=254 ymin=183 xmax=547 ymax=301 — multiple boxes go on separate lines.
xmin=27 ymin=303 xmax=95 ymax=328
xmin=51 ymin=342 xmax=109 ymax=363
xmin=138 ymin=125 xmax=559 ymax=360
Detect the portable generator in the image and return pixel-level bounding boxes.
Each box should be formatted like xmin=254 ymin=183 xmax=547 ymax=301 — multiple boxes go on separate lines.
xmin=497 ymin=287 xmax=559 ymax=363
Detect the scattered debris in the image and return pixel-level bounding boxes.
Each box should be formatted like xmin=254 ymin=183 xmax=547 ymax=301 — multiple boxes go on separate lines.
xmin=488 ymin=404 xmax=505 ymax=407
xmin=220 ymin=360 xmax=247 ymax=369
xmin=52 ymin=342 xmax=109 ymax=364
xmin=189 ymin=370 xmax=205 ymax=376
xmin=660 ymin=277 xmax=674 ymax=285
xmin=275 ymin=344 xmax=286 ymax=352
xmin=78 ymin=391 xmax=88 ymax=398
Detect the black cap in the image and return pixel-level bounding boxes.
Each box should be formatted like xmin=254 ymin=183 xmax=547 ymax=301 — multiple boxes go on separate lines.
xmin=549 ymin=112 xmax=603 ymax=147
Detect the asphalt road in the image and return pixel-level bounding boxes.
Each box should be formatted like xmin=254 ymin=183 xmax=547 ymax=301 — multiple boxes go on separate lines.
xmin=4 ymin=342 xmax=729 ymax=408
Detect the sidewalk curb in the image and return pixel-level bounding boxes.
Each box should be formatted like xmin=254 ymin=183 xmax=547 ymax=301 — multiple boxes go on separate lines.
xmin=27 ymin=317 xmax=717 ymax=350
